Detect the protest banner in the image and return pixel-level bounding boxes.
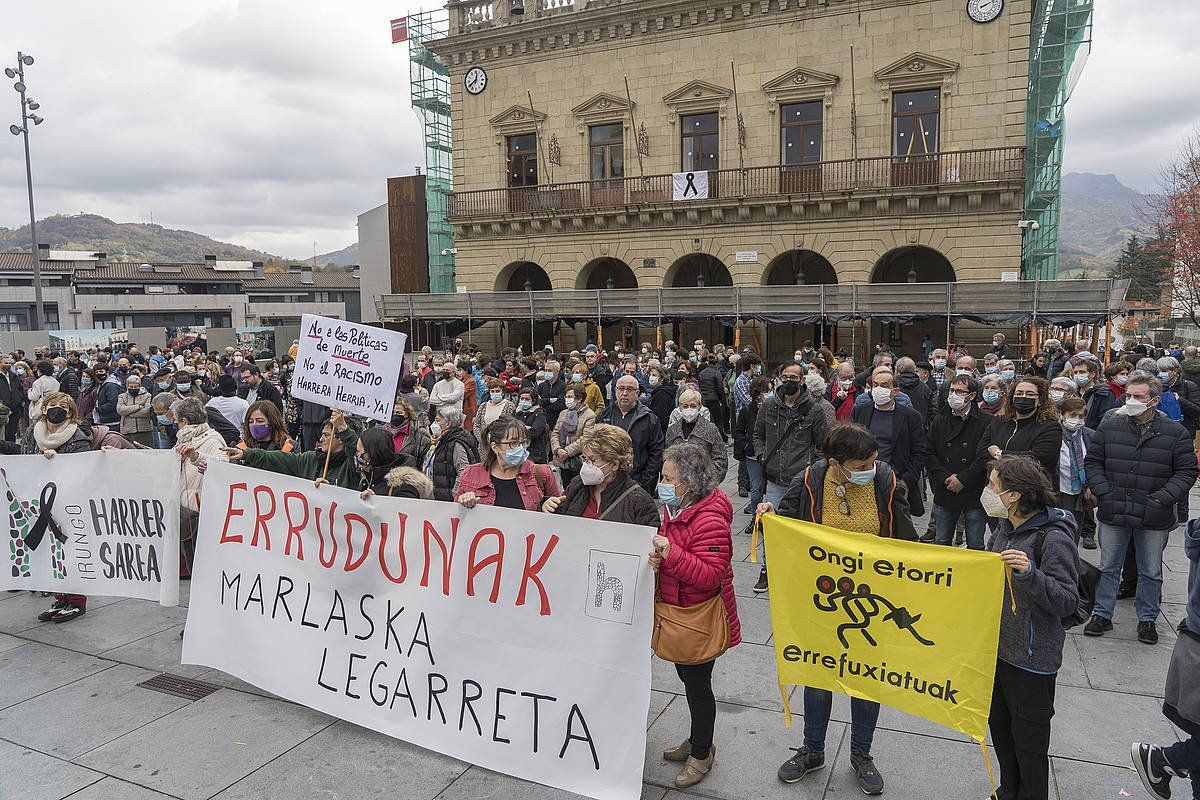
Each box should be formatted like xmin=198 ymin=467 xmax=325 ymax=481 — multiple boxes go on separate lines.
xmin=0 ymin=451 xmax=180 ymax=605
xmin=291 ymin=313 xmax=407 ymax=422
xmin=183 ymin=461 xmax=656 ymax=800
xmin=762 ymin=514 xmax=1004 ymax=741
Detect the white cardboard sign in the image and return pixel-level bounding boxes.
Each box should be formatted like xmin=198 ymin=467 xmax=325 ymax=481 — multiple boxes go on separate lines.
xmin=292 ymin=314 xmax=408 ymax=422
xmin=184 ymin=462 xmax=656 ymax=800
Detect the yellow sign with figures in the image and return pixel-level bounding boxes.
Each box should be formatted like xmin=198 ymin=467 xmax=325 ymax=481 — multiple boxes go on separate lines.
xmin=763 ymin=514 xmax=1005 ymax=742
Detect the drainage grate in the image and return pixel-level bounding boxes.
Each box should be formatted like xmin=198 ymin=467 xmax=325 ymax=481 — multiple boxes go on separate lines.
xmin=137 ymin=673 xmax=222 ymax=702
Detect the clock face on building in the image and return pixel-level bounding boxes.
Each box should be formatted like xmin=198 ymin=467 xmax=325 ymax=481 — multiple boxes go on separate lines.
xmin=465 ymin=67 xmax=488 ymax=95
xmin=967 ymin=0 xmax=1003 ymax=23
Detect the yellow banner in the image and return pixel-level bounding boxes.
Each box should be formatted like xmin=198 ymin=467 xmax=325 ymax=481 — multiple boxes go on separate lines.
xmin=763 ymin=514 xmax=1005 ymax=741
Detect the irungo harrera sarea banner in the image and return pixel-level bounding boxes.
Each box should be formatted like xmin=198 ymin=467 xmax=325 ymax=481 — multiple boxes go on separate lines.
xmin=183 ymin=461 xmax=657 ymax=800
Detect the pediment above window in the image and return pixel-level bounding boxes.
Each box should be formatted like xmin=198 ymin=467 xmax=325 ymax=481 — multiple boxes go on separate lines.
xmin=572 ymin=92 xmax=632 ymax=125
xmin=489 ymin=105 xmax=547 ymax=136
xmin=761 ymin=67 xmax=840 ymax=111
xmin=662 ymin=79 xmax=733 ymax=119
xmin=874 ymin=52 xmax=960 ymax=94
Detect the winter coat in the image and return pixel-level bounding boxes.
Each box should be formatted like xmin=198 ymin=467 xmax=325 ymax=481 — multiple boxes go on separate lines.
xmin=88 ymin=425 xmax=138 ymax=450
xmin=776 ymin=460 xmax=917 ymax=540
xmin=1167 ymin=376 xmax=1200 ymax=435
xmin=473 ymin=399 xmax=517 ymax=445
xmin=573 ymin=377 xmax=606 ymax=415
xmin=553 ymin=471 xmax=661 ymax=527
xmin=1164 ymin=519 xmax=1200 ymax=735
xmin=1083 ymin=382 xmax=1120 ymax=432
xmin=429 ymin=426 xmax=480 ymax=501
xmin=20 ymin=421 xmax=94 ymax=455
xmin=666 ymin=416 xmax=728 ymax=482
xmin=1084 ymin=411 xmax=1198 ymax=530
xmin=656 ymin=487 xmax=742 ymax=649
xmin=551 ymin=405 xmax=597 ymax=467
xmin=429 ymin=377 xmax=465 ymax=415
xmin=987 ymin=507 xmax=1080 ymax=674
xmin=732 ymin=397 xmax=760 ymax=461
xmin=75 ymin=386 xmax=97 ymax=424
xmin=240 ymin=427 xmax=359 ymax=490
xmin=239 ymin=379 xmax=284 ymax=412
xmin=0 ymin=373 xmax=25 ymax=420
xmin=461 ymin=374 xmax=478 ymax=425
xmin=57 ymin=367 xmax=80 ymax=400
xmin=383 ymin=465 xmax=434 ymax=499
xmin=27 ymin=375 xmax=60 ymax=422
xmin=648 ymin=383 xmax=677 ymax=434
xmin=697 ymin=364 xmax=728 ymax=415
xmin=514 ymin=404 xmax=551 ymax=464
xmin=175 ymin=422 xmax=230 ymax=512
xmin=537 ymin=377 xmax=568 ymax=430
xmin=390 ymin=422 xmax=432 ymax=470
xmin=117 ymin=390 xmax=154 ymax=435
xmin=849 ymin=401 xmax=927 ymax=488
xmin=453 ymin=460 xmax=560 ymax=512
xmin=978 ymin=414 xmax=1062 ymax=484
xmin=926 ymin=406 xmax=993 ymax=509
xmin=95 ymin=379 xmax=122 ymax=425
xmin=752 ymin=392 xmax=828 ymax=487
xmin=597 ymin=401 xmax=664 ymax=495
xmin=896 ymin=370 xmax=934 ymax=428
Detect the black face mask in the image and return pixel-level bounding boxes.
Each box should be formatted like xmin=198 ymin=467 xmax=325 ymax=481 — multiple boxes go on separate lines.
xmin=777 ymin=380 xmax=801 ymax=397
xmin=45 ymin=407 xmax=68 ymax=425
xmin=1012 ymin=397 xmax=1038 ymax=415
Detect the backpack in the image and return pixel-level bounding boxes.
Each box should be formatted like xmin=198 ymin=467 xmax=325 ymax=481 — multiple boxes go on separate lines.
xmin=1033 ymin=527 xmax=1101 ymax=630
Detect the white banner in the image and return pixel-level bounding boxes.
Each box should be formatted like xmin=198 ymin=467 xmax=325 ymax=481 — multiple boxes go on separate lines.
xmin=672 ymin=170 xmax=709 ymax=200
xmin=0 ymin=451 xmax=180 ymax=605
xmin=184 ymin=462 xmax=656 ymax=800
xmin=292 ymin=314 xmax=408 ymax=422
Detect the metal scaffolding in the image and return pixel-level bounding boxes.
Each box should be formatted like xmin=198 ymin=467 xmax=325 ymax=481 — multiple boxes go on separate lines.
xmin=409 ymin=9 xmax=456 ymax=293
xmin=1023 ymin=0 xmax=1094 ymax=280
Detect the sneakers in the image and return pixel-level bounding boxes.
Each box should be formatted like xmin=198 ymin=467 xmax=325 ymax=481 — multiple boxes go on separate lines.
xmin=753 ymin=567 xmax=769 ymax=594
xmin=1080 ymin=534 xmax=1098 ymax=550
xmin=38 ymin=599 xmax=68 ymax=622
xmin=674 ymin=750 xmax=714 ymax=789
xmin=50 ymin=603 xmax=85 ymax=623
xmin=778 ymin=746 xmax=825 ymax=783
xmin=1138 ymin=621 xmax=1159 ymax=645
xmin=1083 ymin=616 xmax=1113 ymax=637
xmin=1132 ymin=742 xmax=1178 ymax=799
xmin=851 ymin=753 xmax=885 ymax=796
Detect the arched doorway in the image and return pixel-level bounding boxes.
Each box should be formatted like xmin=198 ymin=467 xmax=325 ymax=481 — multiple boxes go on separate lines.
xmin=763 ymin=250 xmax=838 ymax=363
xmin=497 ymin=261 xmax=554 ymax=352
xmin=578 ymin=258 xmax=639 ymax=350
xmin=666 ymin=254 xmax=733 ymax=348
xmin=869 ymin=246 xmax=956 ymax=357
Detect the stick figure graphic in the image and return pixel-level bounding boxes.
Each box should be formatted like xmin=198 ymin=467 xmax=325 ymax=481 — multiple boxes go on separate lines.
xmin=813 ymin=575 xmax=934 ymax=649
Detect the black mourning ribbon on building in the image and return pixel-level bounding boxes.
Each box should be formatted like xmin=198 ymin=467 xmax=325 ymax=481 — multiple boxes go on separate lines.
xmin=682 ymin=172 xmax=699 ymax=197
xmin=23 ymin=483 xmax=65 ymax=553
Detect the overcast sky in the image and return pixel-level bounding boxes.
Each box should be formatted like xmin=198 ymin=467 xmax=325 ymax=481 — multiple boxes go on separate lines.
xmin=0 ymin=1 xmax=1195 ymax=258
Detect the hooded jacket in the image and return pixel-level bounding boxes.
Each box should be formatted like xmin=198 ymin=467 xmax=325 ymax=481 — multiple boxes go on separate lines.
xmin=987 ymin=507 xmax=1080 ymax=674
xmin=776 ymin=460 xmax=917 ymax=540
xmin=896 ymin=370 xmax=934 ymax=426
xmin=656 ymin=487 xmax=742 ymax=648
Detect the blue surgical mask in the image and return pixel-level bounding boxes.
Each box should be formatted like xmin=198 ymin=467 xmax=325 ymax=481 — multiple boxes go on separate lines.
xmin=1000 ymin=369 xmax=1015 ymax=381
xmin=80 ymin=377 xmax=92 ymax=389
xmin=983 ymin=390 xmax=1000 ymax=404
xmin=657 ymin=482 xmax=681 ymax=508
xmin=490 ymin=391 xmax=504 ymax=402
xmin=518 ymin=399 xmax=532 ymax=411
xmin=848 ymin=465 xmax=877 ymax=485
xmin=503 ymin=444 xmax=528 ymax=466
xmin=985 ymin=365 xmax=997 ymax=374
xmin=571 ymin=373 xmax=583 ymax=383
xmin=1074 ymin=374 xmax=1089 ymax=386
xmin=157 ymin=414 xmax=172 ymax=426
xmin=1159 ymin=371 xmax=1172 ymax=383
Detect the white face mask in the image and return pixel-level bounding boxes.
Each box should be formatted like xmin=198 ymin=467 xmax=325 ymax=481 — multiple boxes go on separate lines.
xmin=1121 ymin=398 xmax=1150 ymax=417
xmin=956 ymin=368 xmax=973 ymax=376
xmin=564 ymin=398 xmax=577 ymax=409
xmin=430 ymin=422 xmax=442 ymax=437
xmin=871 ymin=386 xmax=894 ymax=407
xmin=1049 ymin=389 xmax=1066 ymax=404
xmin=980 ymin=487 xmax=1012 ymax=519
xmin=934 ymin=359 xmax=946 ymax=369
xmin=680 ymin=407 xmax=700 ymax=423
xmin=1063 ymin=417 xmax=1085 ymax=432
xmin=648 ymin=375 xmax=660 ymax=387
xmin=839 ymin=379 xmax=852 ymax=389
xmin=580 ymin=461 xmax=607 ymax=486
xmin=946 ymin=392 xmax=968 ymax=412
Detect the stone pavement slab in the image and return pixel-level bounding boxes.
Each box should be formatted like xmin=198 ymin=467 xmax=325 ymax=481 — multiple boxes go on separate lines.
xmin=822 ymin=727 xmax=996 ymax=799
xmin=61 ymin=776 xmax=180 ymax=800
xmin=1049 ymin=684 xmax=1179 ymax=768
xmin=0 ymin=592 xmax=123 ymax=635
xmin=99 ymin=626 xmax=210 ymax=679
xmin=1073 ymin=629 xmax=1174 ymax=697
xmin=0 ymin=740 xmax=102 ymax=800
xmin=74 ymin=689 xmax=333 ymax=800
xmin=0 ymin=631 xmax=24 ymax=653
xmin=20 ymin=598 xmax=187 ymax=653
xmin=1051 ymin=756 xmax=1144 ymax=800
xmin=0 ymin=641 xmax=111 ymax=711
xmin=0 ymin=663 xmax=190 ymax=759
xmin=212 ymin=721 xmax=467 ymax=800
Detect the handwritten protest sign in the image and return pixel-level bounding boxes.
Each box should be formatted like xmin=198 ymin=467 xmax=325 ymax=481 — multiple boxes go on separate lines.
xmin=763 ymin=514 xmax=1003 ymax=741
xmin=291 ymin=313 xmax=407 ymax=422
xmin=0 ymin=451 xmax=180 ymax=605
xmin=184 ymin=462 xmax=656 ymax=800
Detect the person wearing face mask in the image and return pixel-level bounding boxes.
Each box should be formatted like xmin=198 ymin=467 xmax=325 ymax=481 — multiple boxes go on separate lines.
xmin=989 ymin=332 xmax=1010 ymax=359
xmin=536 ymin=359 xmax=568 ymax=430
xmin=666 ymin=388 xmax=728 ymax=482
xmin=54 ymin=356 xmax=80 ymax=400
xmin=116 ymin=375 xmax=154 ymax=447
xmin=542 ymin=423 xmax=659 ymax=526
xmin=983 ymin=353 xmax=1000 ymax=376
xmin=236 ymin=400 xmax=294 ymax=452
xmin=997 ymin=359 xmax=1017 ymax=385
xmin=696 ymin=354 xmax=730 ymax=439
xmin=851 ymin=366 xmax=927 ymax=518
xmin=893 ymin=357 xmax=934 ymax=427
xmin=927 ymin=348 xmax=950 ymax=392
xmin=455 ymin=417 xmax=560 ymax=511
xmin=513 ymin=387 xmax=551 ymax=464
xmin=982 ymin=454 xmax=1081 ymax=800
xmin=762 ymin=423 xmax=915 ymax=795
xmin=1043 ymin=338 xmax=1070 ymax=381
xmin=423 ymin=408 xmax=478 ymax=500
xmin=0 ymin=355 xmax=26 ymax=441
xmin=598 ymin=374 xmax=664 ymax=495
xmin=227 ymin=408 xmax=359 ymax=488
xmin=927 ymin=374 xmax=992 ymax=550
xmin=1083 ymin=374 xmax=1198 ymax=645
xmin=473 ymin=376 xmax=516 ymax=445
xmin=978 ymin=375 xmax=1005 ymax=415
xmin=93 ymin=362 xmax=123 ymax=427
xmin=979 ymin=377 xmax=1062 ymax=484
xmin=1054 ymin=397 xmax=1095 ymax=548
xmin=569 ymin=362 xmax=606 ymax=415
xmin=1025 ymin=352 xmax=1050 ymax=380
xmin=831 ymin=362 xmax=859 ymax=420
xmin=26 ymin=360 xmax=60 ymax=424
xmin=551 ymin=385 xmax=597 ymax=487
xmin=352 ymin=428 xmax=399 ymax=497
xmin=650 ymin=441 xmax=740 ymax=790
xmin=648 ymin=365 xmax=677 ymax=434
xmin=428 ymin=359 xmax=466 ymax=421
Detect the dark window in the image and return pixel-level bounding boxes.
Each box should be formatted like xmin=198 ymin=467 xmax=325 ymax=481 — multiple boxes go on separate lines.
xmin=589 ymin=124 xmax=624 ymax=182
xmin=507 ymin=133 xmax=538 ymax=188
xmin=892 ymin=89 xmax=940 ymax=157
xmin=680 ymin=112 xmax=719 ymax=172
xmin=780 ymin=101 xmax=823 ymax=166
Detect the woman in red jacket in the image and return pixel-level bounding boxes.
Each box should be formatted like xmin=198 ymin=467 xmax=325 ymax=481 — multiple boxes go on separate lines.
xmin=651 ymin=441 xmax=741 ymax=790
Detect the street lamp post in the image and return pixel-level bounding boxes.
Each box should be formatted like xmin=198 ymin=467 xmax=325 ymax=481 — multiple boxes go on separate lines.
xmin=7 ymin=52 xmax=45 ymax=330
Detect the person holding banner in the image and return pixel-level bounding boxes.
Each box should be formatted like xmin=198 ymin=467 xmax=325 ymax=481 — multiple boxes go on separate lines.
xmin=227 ymin=409 xmax=359 ymax=489
xmin=455 ymin=417 xmax=560 ymax=511
xmin=651 ymin=441 xmax=740 ymax=790
xmin=759 ymin=422 xmax=915 ymax=795
xmin=354 ymin=428 xmax=398 ymax=496
xmin=542 ymin=423 xmax=659 ymax=526
xmin=983 ymin=454 xmax=1081 ymax=800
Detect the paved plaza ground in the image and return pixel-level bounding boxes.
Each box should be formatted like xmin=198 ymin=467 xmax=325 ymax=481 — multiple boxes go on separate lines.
xmin=1 ymin=473 xmax=1193 ymax=800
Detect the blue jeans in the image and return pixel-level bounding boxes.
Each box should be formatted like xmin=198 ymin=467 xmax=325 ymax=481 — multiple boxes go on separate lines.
xmin=1163 ymin=736 xmax=1200 ymax=796
xmin=745 ymin=457 xmax=764 ymax=510
xmin=932 ymin=504 xmax=988 ymax=550
xmin=803 ymin=687 xmax=880 ymax=756
xmin=760 ymin=480 xmax=789 ymax=563
xmin=1092 ymin=522 xmax=1169 ymax=622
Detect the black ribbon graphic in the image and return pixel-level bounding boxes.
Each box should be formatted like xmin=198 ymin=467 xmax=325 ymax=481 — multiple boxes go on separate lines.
xmin=23 ymin=483 xmax=64 ymax=553
xmin=682 ymin=172 xmax=699 ymax=198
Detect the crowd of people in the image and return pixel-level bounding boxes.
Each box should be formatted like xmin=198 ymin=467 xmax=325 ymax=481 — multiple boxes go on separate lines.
xmin=3 ymin=330 xmax=1199 ymax=799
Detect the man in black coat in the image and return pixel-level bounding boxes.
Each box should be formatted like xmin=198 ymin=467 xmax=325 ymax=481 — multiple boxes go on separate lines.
xmin=895 ymin=357 xmax=934 ymax=428
xmin=537 ymin=359 xmax=568 ymax=430
xmin=238 ymin=363 xmax=284 ymax=412
xmin=851 ymin=366 xmax=927 ymax=516
xmin=597 ymin=374 xmax=663 ymax=495
xmin=697 ymin=355 xmax=729 ymax=436
xmin=0 ymin=355 xmax=25 ymax=441
xmin=1083 ymin=374 xmax=1199 ymax=645
xmin=925 ymin=374 xmax=991 ymax=549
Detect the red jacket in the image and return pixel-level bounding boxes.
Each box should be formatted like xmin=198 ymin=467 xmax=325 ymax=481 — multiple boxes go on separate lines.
xmin=657 ymin=487 xmax=742 ymax=648
xmin=453 ymin=460 xmax=560 ymax=512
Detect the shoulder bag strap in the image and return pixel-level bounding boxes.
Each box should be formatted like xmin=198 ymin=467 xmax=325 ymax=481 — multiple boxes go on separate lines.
xmin=598 ymin=483 xmax=641 ymax=521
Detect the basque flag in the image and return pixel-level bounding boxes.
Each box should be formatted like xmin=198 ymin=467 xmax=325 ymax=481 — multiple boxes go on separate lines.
xmin=391 ymin=17 xmax=408 ymax=43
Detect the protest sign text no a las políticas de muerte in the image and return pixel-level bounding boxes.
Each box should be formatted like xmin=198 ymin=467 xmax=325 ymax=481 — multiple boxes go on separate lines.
xmin=291 ymin=313 xmax=408 ymax=422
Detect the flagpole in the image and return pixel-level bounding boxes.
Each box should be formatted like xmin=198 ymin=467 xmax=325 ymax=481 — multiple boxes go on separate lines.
xmin=850 ymin=44 xmax=859 ymax=190
xmin=527 ymin=90 xmax=553 ymax=184
xmin=730 ymin=61 xmax=746 ymax=196
xmin=624 ymin=76 xmax=645 ymax=180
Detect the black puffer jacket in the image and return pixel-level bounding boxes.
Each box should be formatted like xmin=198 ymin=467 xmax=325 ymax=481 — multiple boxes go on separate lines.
xmin=1084 ymin=411 xmax=1198 ymax=530
xmin=1167 ymin=377 xmax=1200 ymax=435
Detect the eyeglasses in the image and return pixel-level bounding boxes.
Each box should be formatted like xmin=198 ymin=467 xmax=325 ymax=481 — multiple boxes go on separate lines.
xmin=498 ymin=439 xmax=529 ymax=448
xmin=832 ymin=483 xmax=852 ymax=516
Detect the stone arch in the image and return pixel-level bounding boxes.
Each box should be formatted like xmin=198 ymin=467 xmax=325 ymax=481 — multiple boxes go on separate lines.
xmin=495 ymin=260 xmax=552 ymax=292
xmin=762 ymin=249 xmax=838 ymax=285
xmin=663 ymin=253 xmax=733 ymax=288
xmin=576 ymin=257 xmax=638 ymax=290
xmin=869 ymin=246 xmax=956 ymax=284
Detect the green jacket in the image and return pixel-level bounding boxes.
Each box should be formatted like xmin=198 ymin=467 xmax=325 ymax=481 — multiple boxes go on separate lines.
xmin=241 ymin=427 xmax=360 ymax=488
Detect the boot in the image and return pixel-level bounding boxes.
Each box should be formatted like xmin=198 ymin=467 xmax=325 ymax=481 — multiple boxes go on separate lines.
xmin=675 ymin=750 xmax=715 ymax=789
xmin=663 ymin=739 xmax=694 ymax=763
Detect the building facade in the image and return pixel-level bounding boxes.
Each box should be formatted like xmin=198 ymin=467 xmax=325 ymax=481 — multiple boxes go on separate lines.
xmin=417 ymin=0 xmax=1082 ymax=357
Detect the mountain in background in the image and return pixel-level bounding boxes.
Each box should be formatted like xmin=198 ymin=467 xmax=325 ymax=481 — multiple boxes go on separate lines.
xmin=311 ymin=242 xmax=358 ymax=267
xmin=1059 ymin=172 xmax=1152 ymax=275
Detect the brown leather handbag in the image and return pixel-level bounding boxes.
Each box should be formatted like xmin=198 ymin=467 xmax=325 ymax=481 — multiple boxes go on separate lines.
xmin=652 ymin=588 xmax=730 ymax=665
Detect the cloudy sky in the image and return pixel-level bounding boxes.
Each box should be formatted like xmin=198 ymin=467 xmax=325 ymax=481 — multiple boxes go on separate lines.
xmin=0 ymin=1 xmax=1196 ymax=257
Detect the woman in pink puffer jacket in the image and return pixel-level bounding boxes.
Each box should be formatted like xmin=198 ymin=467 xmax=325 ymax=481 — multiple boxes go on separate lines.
xmin=651 ymin=441 xmax=740 ymax=792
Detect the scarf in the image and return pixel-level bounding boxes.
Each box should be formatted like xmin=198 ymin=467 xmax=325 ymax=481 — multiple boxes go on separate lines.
xmin=33 ymin=419 xmax=79 ymax=451
xmin=559 ymin=408 xmax=580 ymax=442
xmin=1064 ymin=430 xmax=1085 ymax=494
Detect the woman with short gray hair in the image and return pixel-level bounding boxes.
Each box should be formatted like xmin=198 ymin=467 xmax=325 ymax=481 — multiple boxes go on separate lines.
xmin=649 ymin=442 xmax=740 ymax=789
xmin=666 ymin=388 xmax=727 ymax=481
